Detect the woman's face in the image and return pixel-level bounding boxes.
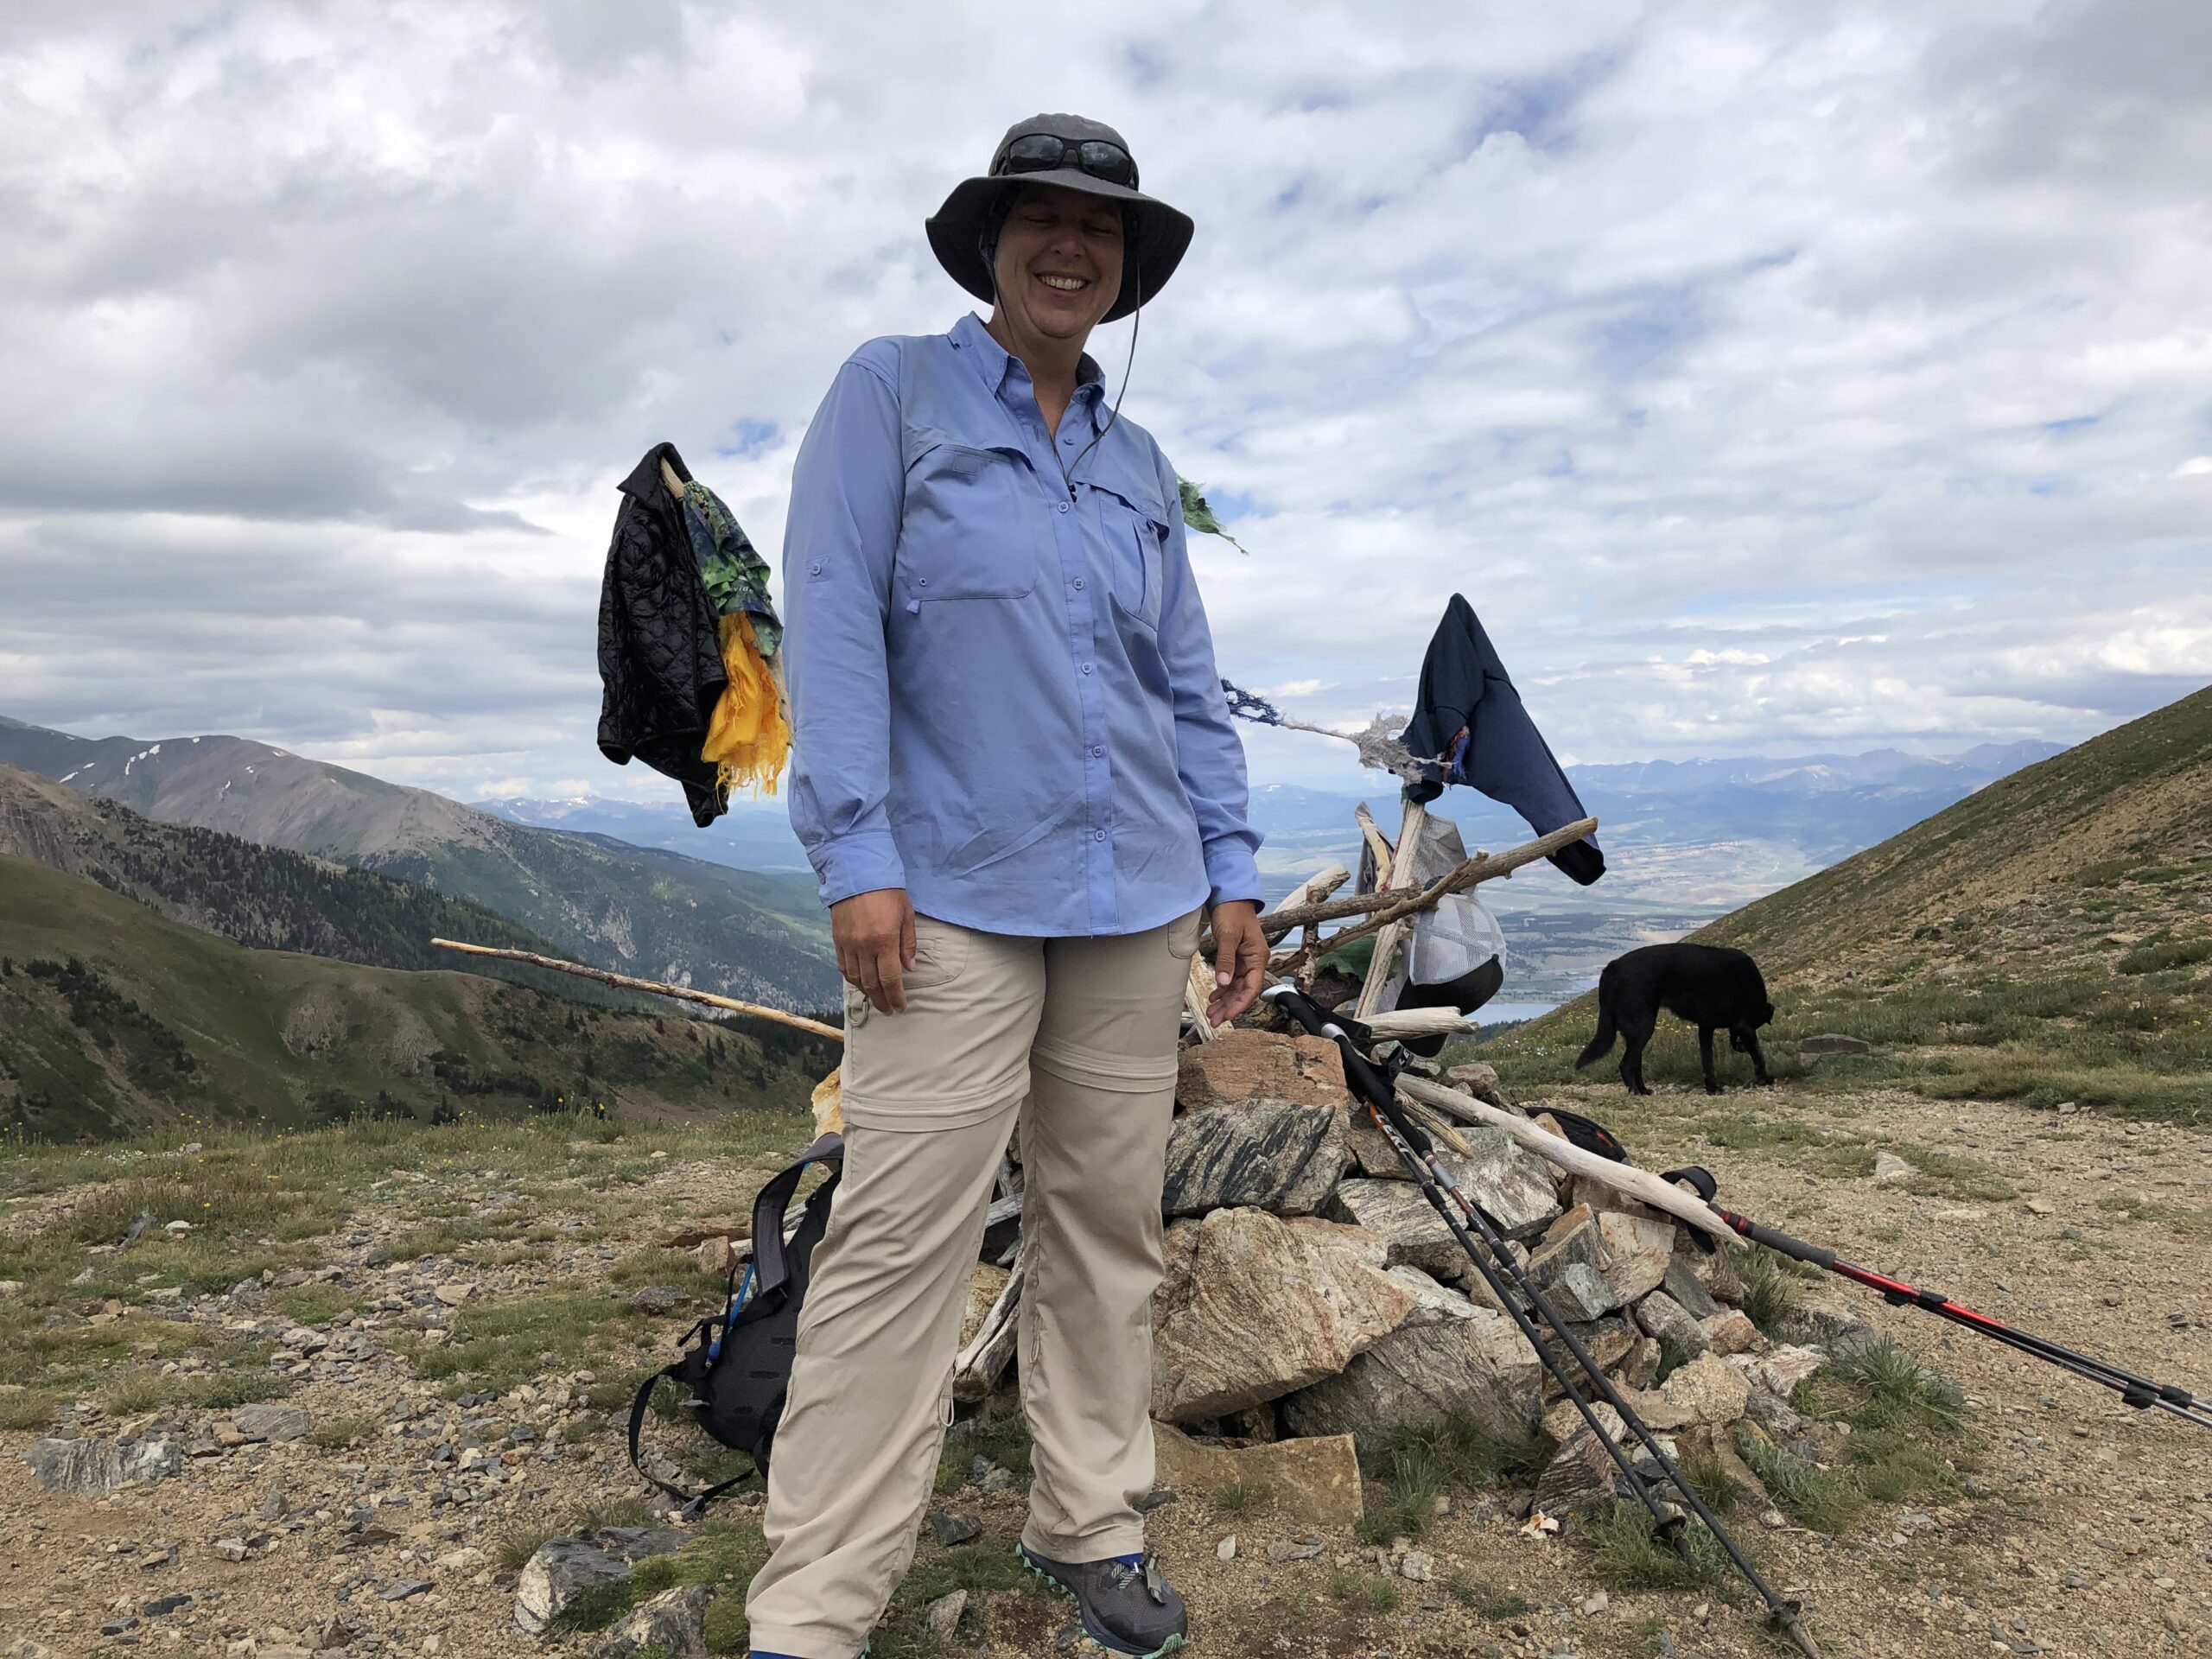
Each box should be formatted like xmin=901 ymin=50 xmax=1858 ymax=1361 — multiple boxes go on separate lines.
xmin=991 ymin=183 xmax=1125 ymax=346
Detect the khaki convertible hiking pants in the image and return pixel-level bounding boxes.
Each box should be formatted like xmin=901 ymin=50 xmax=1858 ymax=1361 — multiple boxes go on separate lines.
xmin=744 ymin=908 xmax=1201 ymax=1659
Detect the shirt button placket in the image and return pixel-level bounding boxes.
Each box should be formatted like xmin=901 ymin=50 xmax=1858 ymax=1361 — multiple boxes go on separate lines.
xmin=1050 ymin=462 xmax=1114 ymax=931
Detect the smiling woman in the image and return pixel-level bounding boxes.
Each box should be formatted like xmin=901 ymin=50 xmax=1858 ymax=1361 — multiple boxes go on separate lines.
xmin=747 ymin=113 xmax=1263 ymax=1659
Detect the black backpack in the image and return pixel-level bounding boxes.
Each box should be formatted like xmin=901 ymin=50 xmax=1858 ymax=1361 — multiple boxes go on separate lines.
xmin=626 ymin=1133 xmax=842 ymax=1512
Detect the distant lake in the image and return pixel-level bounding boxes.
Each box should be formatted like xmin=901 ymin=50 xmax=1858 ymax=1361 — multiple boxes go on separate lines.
xmin=1472 ymin=999 xmax=1566 ymax=1027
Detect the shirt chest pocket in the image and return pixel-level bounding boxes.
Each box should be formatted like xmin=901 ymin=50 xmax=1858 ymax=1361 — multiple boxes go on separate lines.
xmin=1090 ymin=483 xmax=1168 ymax=632
xmin=897 ymin=442 xmax=1042 ymax=602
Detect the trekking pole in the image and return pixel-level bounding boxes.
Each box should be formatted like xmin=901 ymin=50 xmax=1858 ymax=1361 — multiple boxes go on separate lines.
xmin=1687 ymin=1195 xmax=2212 ymax=1433
xmin=1262 ymin=987 xmax=1821 ymax=1658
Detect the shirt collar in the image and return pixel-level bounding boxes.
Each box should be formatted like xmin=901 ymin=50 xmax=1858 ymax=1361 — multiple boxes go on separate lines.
xmin=949 ymin=313 xmax=1109 ymax=433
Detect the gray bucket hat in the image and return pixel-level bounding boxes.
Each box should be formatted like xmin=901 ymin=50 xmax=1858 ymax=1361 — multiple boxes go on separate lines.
xmin=926 ymin=113 xmax=1194 ymax=324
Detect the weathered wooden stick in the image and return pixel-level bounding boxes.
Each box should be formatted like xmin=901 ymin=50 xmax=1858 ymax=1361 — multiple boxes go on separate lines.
xmin=1264 ymin=862 xmax=1353 ymax=975
xmin=1183 ymin=953 xmax=1220 ymax=1043
xmin=953 ymin=1262 xmax=1025 ymax=1402
xmin=1393 ymin=1075 xmax=1740 ymax=1246
xmin=1352 ymin=804 xmax=1395 ymax=886
xmin=1355 ymin=798 xmax=1428 ymax=1021
xmin=1399 ymin=1097 xmax=1473 ymax=1158
xmin=1250 ymin=816 xmax=1599 ymax=946
xmin=1360 ymin=1007 xmax=1473 ymax=1039
xmin=428 ymin=938 xmax=845 ymax=1041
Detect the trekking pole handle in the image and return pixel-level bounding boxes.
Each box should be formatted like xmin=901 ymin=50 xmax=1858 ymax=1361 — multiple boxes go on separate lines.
xmin=1262 ymin=984 xmax=1433 ymax=1157
xmin=1716 ymin=1208 xmax=1837 ymax=1272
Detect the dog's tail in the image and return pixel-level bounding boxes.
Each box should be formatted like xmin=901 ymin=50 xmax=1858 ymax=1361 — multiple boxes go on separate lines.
xmin=1574 ymin=964 xmax=1618 ymax=1069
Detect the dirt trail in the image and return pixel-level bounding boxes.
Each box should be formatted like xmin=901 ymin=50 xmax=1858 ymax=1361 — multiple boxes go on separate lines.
xmin=3 ymin=1086 xmax=2207 ymax=1658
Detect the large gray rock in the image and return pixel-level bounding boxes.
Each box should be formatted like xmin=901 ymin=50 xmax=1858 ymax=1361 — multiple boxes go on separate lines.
xmin=1546 ymin=1262 xmax=1624 ymax=1322
xmin=1661 ymin=1255 xmax=1722 ymax=1320
xmin=1777 ymin=1300 xmax=1883 ymax=1358
xmin=1162 ymin=1097 xmax=1347 ymax=1217
xmin=1444 ymin=1128 xmax=1566 ymax=1237
xmin=1343 ymin=1122 xmax=1561 ymax=1238
xmin=1526 ymin=1205 xmax=1605 ymax=1299
xmin=513 ymin=1529 xmax=689 ymax=1637
xmin=1529 ymin=1428 xmax=1618 ymax=1517
xmin=1534 ymin=1313 xmax=1637 ymax=1391
xmin=1799 ymin=1033 xmax=1872 ymax=1059
xmin=590 ymin=1583 xmax=713 ymax=1659
xmin=1594 ymin=1212 xmax=1673 ymax=1302
xmin=1631 ymin=1290 xmax=1711 ymax=1359
xmin=22 ymin=1436 xmax=182 ymax=1496
xmin=1283 ymin=1270 xmax=1541 ymax=1457
xmin=231 ymin=1402 xmax=311 ymax=1444
xmin=1443 ymin=1060 xmax=1503 ymax=1099
xmin=1658 ymin=1354 xmax=1751 ymax=1426
xmin=1325 ymin=1180 xmax=1466 ymax=1281
xmin=1150 ymin=1210 xmax=1417 ymax=1421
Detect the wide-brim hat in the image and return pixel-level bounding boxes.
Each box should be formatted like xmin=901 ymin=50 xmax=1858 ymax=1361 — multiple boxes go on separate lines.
xmin=925 ymin=113 xmax=1193 ymax=325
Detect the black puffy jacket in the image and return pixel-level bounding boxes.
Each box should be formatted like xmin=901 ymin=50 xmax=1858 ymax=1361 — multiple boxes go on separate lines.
xmin=595 ymin=443 xmax=729 ymax=825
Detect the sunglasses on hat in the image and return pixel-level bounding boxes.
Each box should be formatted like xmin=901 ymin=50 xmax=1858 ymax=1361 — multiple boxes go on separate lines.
xmin=993 ymin=133 xmax=1139 ymax=190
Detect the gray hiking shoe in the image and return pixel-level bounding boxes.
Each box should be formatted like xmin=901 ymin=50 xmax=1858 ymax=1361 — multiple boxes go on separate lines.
xmin=1016 ymin=1543 xmax=1187 ymax=1656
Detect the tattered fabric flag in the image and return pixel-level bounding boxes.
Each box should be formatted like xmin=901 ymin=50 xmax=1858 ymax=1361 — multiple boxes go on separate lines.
xmin=1219 ymin=679 xmax=1287 ymax=726
xmin=1219 ymin=680 xmax=1436 ymax=783
xmin=1178 ymin=477 xmax=1250 ymax=555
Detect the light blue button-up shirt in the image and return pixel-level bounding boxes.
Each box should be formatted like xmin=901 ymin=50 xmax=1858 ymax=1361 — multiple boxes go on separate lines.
xmin=784 ymin=312 xmax=1263 ymax=937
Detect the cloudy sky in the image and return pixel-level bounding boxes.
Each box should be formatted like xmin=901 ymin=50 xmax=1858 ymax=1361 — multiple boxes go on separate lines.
xmin=2 ymin=0 xmax=2207 ymax=802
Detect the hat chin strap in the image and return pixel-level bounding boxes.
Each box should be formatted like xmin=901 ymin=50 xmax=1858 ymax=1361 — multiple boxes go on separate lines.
xmin=1058 ymin=255 xmax=1136 ymax=495
xmin=977 ymin=217 xmax=1142 ymax=497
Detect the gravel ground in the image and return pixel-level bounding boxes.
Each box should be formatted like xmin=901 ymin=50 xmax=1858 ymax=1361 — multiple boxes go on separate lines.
xmin=3 ymin=1084 xmax=2207 ymax=1658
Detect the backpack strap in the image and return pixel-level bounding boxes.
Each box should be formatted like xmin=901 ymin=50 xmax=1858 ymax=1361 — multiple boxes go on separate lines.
xmin=1661 ymin=1164 xmax=1719 ymax=1202
xmin=750 ymin=1132 xmax=843 ymax=1299
xmin=624 ymin=1364 xmax=757 ymax=1515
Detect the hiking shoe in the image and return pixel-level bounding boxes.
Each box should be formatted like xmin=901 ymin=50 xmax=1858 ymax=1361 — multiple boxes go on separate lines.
xmin=1016 ymin=1543 xmax=1187 ymax=1656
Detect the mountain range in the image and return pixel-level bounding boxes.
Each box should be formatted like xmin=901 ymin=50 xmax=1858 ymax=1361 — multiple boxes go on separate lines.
xmin=0 ymin=710 xmax=2066 ymax=1009
xmin=0 ymin=715 xmax=838 ymax=1010
xmin=481 ymin=739 xmax=2064 ymax=997
xmin=479 ymin=740 xmax=2062 ymax=906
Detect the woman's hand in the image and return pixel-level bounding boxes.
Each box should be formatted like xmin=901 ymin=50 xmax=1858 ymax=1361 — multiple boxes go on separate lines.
xmin=1206 ymin=899 xmax=1268 ymax=1025
xmin=832 ymin=888 xmax=916 ymax=1014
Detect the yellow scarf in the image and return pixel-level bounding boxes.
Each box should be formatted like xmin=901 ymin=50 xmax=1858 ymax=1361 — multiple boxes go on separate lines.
xmin=702 ymin=612 xmax=791 ymax=797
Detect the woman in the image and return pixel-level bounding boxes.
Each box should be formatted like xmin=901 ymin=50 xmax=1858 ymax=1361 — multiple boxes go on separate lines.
xmin=750 ymin=112 xmax=1268 ymax=1659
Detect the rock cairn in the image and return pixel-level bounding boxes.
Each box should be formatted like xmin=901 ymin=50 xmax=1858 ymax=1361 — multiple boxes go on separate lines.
xmin=957 ymin=1026 xmax=1859 ymax=1521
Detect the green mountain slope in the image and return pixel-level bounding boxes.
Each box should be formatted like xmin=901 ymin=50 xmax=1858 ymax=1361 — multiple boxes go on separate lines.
xmin=0 ymin=763 xmax=564 ymax=972
xmin=0 ymin=717 xmax=836 ymax=1009
xmin=1482 ymin=686 xmax=2212 ymax=1121
xmin=0 ymin=855 xmax=841 ymax=1142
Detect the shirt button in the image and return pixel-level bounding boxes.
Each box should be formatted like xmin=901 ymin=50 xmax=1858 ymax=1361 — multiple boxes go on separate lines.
xmin=1093 ymin=829 xmax=1106 ymax=842
xmin=808 ymin=562 xmax=822 ymax=575
xmin=1072 ymin=577 xmax=1085 ymax=590
xmin=1091 ymin=745 xmax=1103 ymax=758
xmin=1057 ymin=501 xmax=1070 ymax=513
xmin=1080 ymin=663 xmax=1093 ymax=675
xmin=917 ymin=577 xmax=928 ymax=587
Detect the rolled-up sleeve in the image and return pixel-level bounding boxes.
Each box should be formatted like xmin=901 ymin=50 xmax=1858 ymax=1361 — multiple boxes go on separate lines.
xmin=785 ymin=353 xmax=907 ymax=907
xmin=1152 ymin=456 xmax=1265 ymax=910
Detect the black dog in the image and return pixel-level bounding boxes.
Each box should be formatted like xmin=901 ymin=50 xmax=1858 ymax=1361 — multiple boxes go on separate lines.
xmin=1575 ymin=943 xmax=1775 ymax=1096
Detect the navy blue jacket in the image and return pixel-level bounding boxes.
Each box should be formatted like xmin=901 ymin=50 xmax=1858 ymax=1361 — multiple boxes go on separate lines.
xmin=1400 ymin=594 xmax=1605 ymax=886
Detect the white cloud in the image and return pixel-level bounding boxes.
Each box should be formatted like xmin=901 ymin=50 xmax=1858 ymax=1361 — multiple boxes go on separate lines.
xmin=0 ymin=0 xmax=2206 ymax=804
